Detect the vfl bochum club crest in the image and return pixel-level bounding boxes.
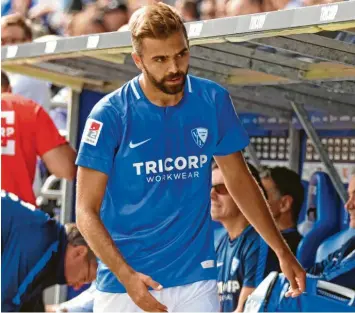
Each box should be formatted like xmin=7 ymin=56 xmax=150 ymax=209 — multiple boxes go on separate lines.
xmin=191 ymin=128 xmax=208 ymax=148
xmin=230 ymin=257 xmax=240 ymax=275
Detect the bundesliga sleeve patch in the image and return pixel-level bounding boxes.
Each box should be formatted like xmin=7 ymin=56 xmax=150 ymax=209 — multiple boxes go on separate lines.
xmin=82 ymin=118 xmax=103 ymax=146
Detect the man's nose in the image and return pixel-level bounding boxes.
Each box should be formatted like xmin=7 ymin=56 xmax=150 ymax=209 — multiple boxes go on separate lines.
xmin=168 ymin=60 xmax=179 ymax=73
xmin=210 ymin=187 xmax=218 ymax=200
xmin=345 ymin=196 xmax=355 ymax=210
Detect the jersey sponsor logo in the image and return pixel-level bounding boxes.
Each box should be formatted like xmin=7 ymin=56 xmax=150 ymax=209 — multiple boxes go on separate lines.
xmin=201 ymin=260 xmax=215 ymax=269
xmin=133 ymin=155 xmax=208 ymax=183
xmin=191 ymin=127 xmax=208 ymax=148
xmin=230 ymin=257 xmax=240 ymax=275
xmin=82 ymin=118 xmax=103 ymax=146
xmin=129 ymin=138 xmax=151 ymax=149
xmin=1 ymin=111 xmax=15 ymax=155
xmin=217 ymin=280 xmax=241 ymax=294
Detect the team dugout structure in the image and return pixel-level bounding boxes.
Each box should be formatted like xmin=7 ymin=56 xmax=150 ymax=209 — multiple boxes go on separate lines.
xmin=1 ymin=0 xmax=355 ymax=302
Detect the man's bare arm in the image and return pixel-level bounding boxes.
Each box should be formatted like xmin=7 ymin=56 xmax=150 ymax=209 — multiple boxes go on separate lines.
xmin=214 ymin=152 xmax=306 ymax=296
xmin=76 ymin=166 xmax=130 ymax=279
xmin=76 ymin=166 xmax=167 ymax=312
xmin=235 ymin=287 xmax=255 ymax=312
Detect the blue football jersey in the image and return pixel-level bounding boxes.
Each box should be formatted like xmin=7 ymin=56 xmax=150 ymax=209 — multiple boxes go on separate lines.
xmin=76 ymin=74 xmax=250 ymax=293
xmin=215 ymin=226 xmax=268 ymax=312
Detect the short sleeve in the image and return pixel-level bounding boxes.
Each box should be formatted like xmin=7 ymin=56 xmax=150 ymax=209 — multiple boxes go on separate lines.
xmin=214 ymin=90 xmax=250 ymax=156
xmin=35 ymin=106 xmax=67 ymax=156
xmin=243 ymin=238 xmax=269 ymax=287
xmin=76 ymin=100 xmax=122 ymax=175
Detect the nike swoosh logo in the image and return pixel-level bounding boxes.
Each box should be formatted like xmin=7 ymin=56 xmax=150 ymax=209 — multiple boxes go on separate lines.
xmin=129 ymin=138 xmax=151 ymax=149
xmin=217 ymin=262 xmax=224 ymax=267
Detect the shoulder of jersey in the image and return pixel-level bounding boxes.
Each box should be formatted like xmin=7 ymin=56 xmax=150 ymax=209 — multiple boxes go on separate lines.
xmin=94 ymin=80 xmax=135 ymax=115
xmin=188 ymin=75 xmax=226 ymax=94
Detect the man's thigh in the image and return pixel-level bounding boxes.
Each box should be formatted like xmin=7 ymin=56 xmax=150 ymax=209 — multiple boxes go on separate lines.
xmin=94 ymin=280 xmax=219 ymax=312
xmin=172 ymin=280 xmax=219 ymax=312
xmin=94 ymin=290 xmax=143 ymax=312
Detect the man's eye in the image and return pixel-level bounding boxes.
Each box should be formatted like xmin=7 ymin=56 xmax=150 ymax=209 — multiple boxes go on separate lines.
xmin=177 ymin=52 xmax=186 ymax=58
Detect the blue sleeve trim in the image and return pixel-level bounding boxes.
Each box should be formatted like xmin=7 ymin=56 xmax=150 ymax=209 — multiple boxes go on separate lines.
xmin=76 ymin=154 xmax=112 ymax=175
xmin=256 ymin=239 xmax=269 ymax=285
xmin=12 ymin=241 xmax=59 ymax=306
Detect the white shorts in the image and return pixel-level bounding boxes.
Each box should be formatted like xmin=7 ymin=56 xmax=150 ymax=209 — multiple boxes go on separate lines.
xmin=93 ymin=280 xmax=219 ymax=312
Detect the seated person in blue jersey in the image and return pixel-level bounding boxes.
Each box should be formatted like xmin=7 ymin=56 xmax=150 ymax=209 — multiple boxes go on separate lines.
xmin=260 ymin=167 xmax=304 ymax=267
xmin=307 ymin=171 xmax=355 ymax=290
xmin=212 ymin=162 xmax=269 ymax=312
xmin=1 ymin=191 xmax=98 ymax=312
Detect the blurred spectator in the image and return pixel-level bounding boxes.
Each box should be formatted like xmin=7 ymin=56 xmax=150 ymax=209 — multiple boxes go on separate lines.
xmin=226 ymin=0 xmax=262 ymax=16
xmin=99 ymin=0 xmax=129 ymax=32
xmin=1 ymin=71 xmax=77 ymax=206
xmin=216 ymin=0 xmax=228 ymax=17
xmin=200 ymin=0 xmax=217 ymax=19
xmin=175 ymin=0 xmax=199 ymax=21
xmin=8 ymin=73 xmax=52 ymax=112
xmin=126 ymin=0 xmax=161 ymax=16
xmin=66 ymin=5 xmax=107 ymax=36
xmin=1 ymin=0 xmax=34 ymax=16
xmin=1 ymin=13 xmax=32 ymax=45
xmin=67 ymin=0 xmax=97 ymax=12
xmin=1 ymin=14 xmax=53 ymax=112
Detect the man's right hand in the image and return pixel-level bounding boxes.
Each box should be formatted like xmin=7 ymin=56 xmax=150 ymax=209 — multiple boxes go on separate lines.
xmin=121 ymin=270 xmax=168 ymax=312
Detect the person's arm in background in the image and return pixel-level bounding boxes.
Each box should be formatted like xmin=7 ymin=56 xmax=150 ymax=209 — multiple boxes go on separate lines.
xmin=235 ymin=287 xmax=255 ymax=313
xmin=35 ymin=105 xmax=76 ymax=180
xmin=42 ymin=145 xmax=76 ymax=180
xmin=213 ymin=89 xmax=305 ymax=297
xmin=11 ymin=0 xmax=32 ymax=16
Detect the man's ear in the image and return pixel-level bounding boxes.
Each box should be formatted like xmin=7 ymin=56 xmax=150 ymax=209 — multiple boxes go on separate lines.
xmin=72 ymin=245 xmax=88 ymax=259
xmin=131 ymin=52 xmax=143 ymax=71
xmin=280 ymin=195 xmax=293 ymax=213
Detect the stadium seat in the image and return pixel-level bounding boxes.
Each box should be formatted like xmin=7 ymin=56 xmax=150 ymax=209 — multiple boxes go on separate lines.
xmin=297 ymin=180 xmax=309 ymax=225
xmin=315 ymin=227 xmax=355 ymax=263
xmin=244 ymin=273 xmax=355 ymax=312
xmin=296 ymin=172 xmax=340 ymax=269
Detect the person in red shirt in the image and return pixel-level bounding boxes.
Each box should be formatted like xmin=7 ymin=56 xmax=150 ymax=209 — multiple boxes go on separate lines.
xmin=1 ymin=71 xmax=77 ymax=205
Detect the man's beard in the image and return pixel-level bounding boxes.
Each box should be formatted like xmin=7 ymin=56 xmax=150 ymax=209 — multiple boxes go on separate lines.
xmin=142 ymin=64 xmax=188 ymax=95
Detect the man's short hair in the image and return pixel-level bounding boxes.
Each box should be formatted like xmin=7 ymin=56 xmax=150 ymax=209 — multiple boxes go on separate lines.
xmin=262 ymin=166 xmax=304 ymax=223
xmin=1 ymin=71 xmax=10 ymax=90
xmin=65 ymin=223 xmax=96 ymax=261
xmin=128 ymin=2 xmax=188 ymax=55
xmin=1 ymin=13 xmax=33 ymax=41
